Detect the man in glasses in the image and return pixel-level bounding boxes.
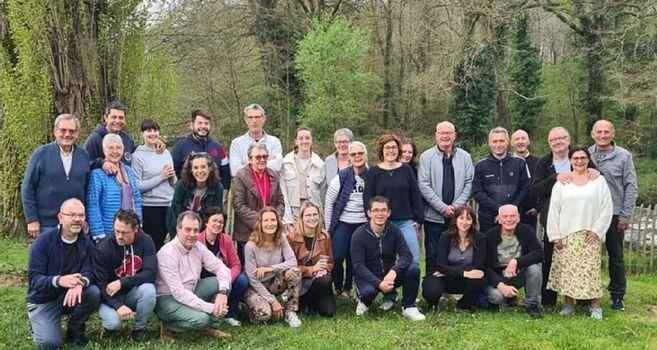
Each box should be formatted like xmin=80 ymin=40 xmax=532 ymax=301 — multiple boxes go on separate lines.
xmin=418 ymin=121 xmax=474 ymax=274
xmin=22 ymin=114 xmax=90 ymax=237
xmin=171 ymin=110 xmax=231 ymax=196
xmin=27 ymin=198 xmax=100 ymax=348
xmin=229 ymin=103 xmax=283 ymax=176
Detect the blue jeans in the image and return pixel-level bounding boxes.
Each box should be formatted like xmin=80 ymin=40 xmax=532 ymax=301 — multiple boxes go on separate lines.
xmin=355 ymin=263 xmax=420 ymax=308
xmin=331 ymin=221 xmax=362 ymax=292
xmin=27 ymin=285 xmax=100 ymax=349
xmin=424 ymin=221 xmax=449 ymax=274
xmin=391 ymin=219 xmax=420 ymax=264
xmin=98 ymin=283 xmax=156 ymax=331
xmin=228 ymin=272 xmax=249 ymax=318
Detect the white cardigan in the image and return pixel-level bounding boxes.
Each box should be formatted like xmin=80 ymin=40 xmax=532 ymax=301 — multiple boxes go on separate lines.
xmin=546 ymin=176 xmax=613 ymax=242
xmin=279 ymin=151 xmax=326 ymax=224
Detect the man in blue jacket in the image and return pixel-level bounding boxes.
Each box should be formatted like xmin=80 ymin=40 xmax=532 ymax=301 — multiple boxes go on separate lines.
xmin=171 ymin=109 xmax=231 ymax=195
xmin=93 ymin=209 xmax=157 ymax=342
xmin=22 ymin=114 xmax=90 ymax=237
xmin=83 ymin=101 xmax=135 ymax=173
xmin=350 ymin=196 xmax=425 ymax=321
xmin=473 ymin=127 xmax=531 ymax=233
xmin=27 ymin=198 xmax=100 ymax=348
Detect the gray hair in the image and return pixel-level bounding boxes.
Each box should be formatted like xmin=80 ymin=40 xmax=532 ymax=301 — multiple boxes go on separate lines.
xmin=60 ymin=198 xmax=84 ymax=212
xmin=548 ymin=126 xmax=570 ymax=138
xmin=247 ymin=142 xmax=269 ymax=158
xmin=102 ymin=133 xmax=124 ymax=149
xmin=488 ymin=127 xmax=509 ymax=141
xmin=349 ymin=141 xmax=368 ymax=155
xmin=333 ymin=128 xmax=354 ymax=142
xmin=54 ymin=114 xmax=80 ymax=131
xmin=176 ymin=210 xmax=202 ymax=229
xmin=243 ymin=103 xmax=266 ymax=117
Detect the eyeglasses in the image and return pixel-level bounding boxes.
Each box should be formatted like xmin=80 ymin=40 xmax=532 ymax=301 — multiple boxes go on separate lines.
xmin=370 ymin=209 xmax=389 ymax=214
xmin=253 ymin=155 xmax=269 ymax=161
xmin=335 ymin=140 xmax=350 ymax=145
xmin=61 ymin=213 xmax=86 ymax=219
xmin=549 ymin=135 xmax=569 ymax=143
xmin=349 ymin=152 xmax=365 ymax=157
xmin=383 ymin=145 xmax=398 ymax=150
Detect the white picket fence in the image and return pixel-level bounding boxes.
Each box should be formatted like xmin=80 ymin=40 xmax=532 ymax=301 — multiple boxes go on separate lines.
xmin=621 ymin=204 xmax=657 ymax=274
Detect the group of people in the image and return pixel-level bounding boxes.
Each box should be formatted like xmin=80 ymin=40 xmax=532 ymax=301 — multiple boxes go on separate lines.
xmin=23 ymin=100 xmax=637 ymax=348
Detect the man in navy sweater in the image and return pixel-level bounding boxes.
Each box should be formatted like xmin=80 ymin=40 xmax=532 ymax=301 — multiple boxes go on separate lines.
xmin=350 ymin=196 xmax=425 ymax=321
xmin=171 ymin=109 xmax=231 ymax=195
xmin=22 ymin=114 xmax=90 ymax=237
xmin=27 ymin=199 xmax=100 ymax=348
xmin=93 ymin=209 xmax=157 ymax=342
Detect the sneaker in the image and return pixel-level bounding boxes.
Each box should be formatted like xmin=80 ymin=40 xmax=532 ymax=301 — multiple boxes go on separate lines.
xmin=526 ymin=305 xmax=543 ymax=319
xmin=65 ymin=332 xmax=89 ymax=346
xmin=160 ymin=322 xmax=176 ymax=341
xmin=285 ymin=311 xmax=302 ymax=328
xmin=611 ymin=298 xmax=625 ymax=311
xmin=204 ymin=328 xmax=231 ymax=339
xmin=131 ymin=330 xmax=148 ymax=343
xmin=590 ymin=307 xmax=603 ymax=320
xmin=356 ymin=301 xmax=369 ymax=316
xmin=224 ymin=317 xmax=241 ymax=327
xmin=380 ymin=300 xmax=395 ymax=311
xmin=402 ymin=307 xmax=426 ymax=321
xmin=559 ymin=304 xmax=575 ymax=316
xmin=99 ymin=328 xmax=115 ymax=340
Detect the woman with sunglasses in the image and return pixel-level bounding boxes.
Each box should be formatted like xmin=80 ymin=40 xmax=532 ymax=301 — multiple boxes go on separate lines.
xmin=233 ymin=143 xmax=285 ymax=265
xmin=324 ymin=141 xmax=369 ymax=299
xmin=280 ymin=126 xmax=326 ymax=227
xmin=166 ymin=152 xmax=223 ymax=236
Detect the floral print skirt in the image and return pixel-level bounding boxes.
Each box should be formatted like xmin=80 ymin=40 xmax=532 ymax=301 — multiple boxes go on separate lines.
xmin=547 ymin=230 xmax=603 ymax=300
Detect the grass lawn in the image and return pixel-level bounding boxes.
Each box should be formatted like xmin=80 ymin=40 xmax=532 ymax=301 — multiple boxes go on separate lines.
xmin=1 ymin=237 xmax=656 ymax=350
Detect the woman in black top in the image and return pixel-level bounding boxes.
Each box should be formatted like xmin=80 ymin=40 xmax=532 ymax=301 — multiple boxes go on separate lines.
xmin=422 ymin=206 xmax=486 ymax=312
xmin=363 ymin=134 xmax=424 ymax=264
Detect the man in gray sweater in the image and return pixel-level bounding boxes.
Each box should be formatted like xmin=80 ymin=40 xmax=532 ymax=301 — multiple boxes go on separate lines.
xmin=588 ymin=120 xmax=637 ymax=311
xmin=418 ymin=121 xmax=474 ymax=274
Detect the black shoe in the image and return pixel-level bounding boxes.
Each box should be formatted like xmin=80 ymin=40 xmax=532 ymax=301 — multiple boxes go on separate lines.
xmin=611 ymin=298 xmax=626 ymax=311
xmin=99 ymin=328 xmax=114 ymax=340
xmin=131 ymin=330 xmax=148 ymax=343
xmin=455 ymin=306 xmax=472 ymax=314
xmin=65 ymin=332 xmax=89 ymax=346
xmin=526 ymin=305 xmax=543 ymax=319
xmin=487 ymin=303 xmax=500 ymax=312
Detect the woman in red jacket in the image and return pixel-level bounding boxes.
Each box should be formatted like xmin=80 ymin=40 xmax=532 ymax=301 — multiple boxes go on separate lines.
xmin=198 ymin=207 xmax=249 ymax=326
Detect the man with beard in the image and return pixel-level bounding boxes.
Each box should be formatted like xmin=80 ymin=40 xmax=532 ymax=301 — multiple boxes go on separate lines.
xmin=172 ymin=109 xmax=231 ymax=195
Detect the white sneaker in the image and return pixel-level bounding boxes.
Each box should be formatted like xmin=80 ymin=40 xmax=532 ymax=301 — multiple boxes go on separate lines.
xmin=224 ymin=317 xmax=241 ymax=327
xmin=285 ymin=311 xmax=302 ymax=328
xmin=590 ymin=308 xmax=603 ymax=320
xmin=380 ymin=300 xmax=395 ymax=311
xmin=402 ymin=307 xmax=426 ymax=321
xmin=356 ymin=301 xmax=369 ymax=316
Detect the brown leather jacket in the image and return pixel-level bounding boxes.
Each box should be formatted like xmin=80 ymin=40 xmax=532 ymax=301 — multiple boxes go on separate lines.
xmin=232 ymin=165 xmax=285 ymax=242
xmin=287 ymin=228 xmax=334 ymax=278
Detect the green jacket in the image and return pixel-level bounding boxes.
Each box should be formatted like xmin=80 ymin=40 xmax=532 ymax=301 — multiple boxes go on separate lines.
xmin=166 ymin=180 xmax=223 ymax=235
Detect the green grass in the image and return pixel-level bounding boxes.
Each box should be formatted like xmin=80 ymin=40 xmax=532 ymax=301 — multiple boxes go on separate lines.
xmin=2 ymin=238 xmax=656 ymax=349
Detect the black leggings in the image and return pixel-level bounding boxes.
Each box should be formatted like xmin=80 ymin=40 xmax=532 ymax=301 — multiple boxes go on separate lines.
xmin=422 ymin=274 xmax=485 ymax=310
xmin=142 ymin=206 xmax=168 ymax=251
xmin=300 ymin=275 xmax=336 ymax=317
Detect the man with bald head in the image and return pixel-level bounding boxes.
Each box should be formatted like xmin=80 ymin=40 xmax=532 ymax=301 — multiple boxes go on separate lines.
xmin=418 ymin=121 xmax=474 ymax=274
xmin=511 ymin=129 xmax=539 ymax=229
xmin=27 ymin=199 xmax=100 ymax=348
xmin=589 ymin=119 xmax=637 ymax=311
xmin=484 ymin=204 xmax=543 ymax=319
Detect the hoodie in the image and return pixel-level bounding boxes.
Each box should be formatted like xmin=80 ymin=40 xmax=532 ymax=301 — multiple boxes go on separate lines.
xmin=171 ymin=134 xmax=231 ymax=190
xmin=132 ymin=145 xmax=176 ymax=207
xmin=350 ymin=222 xmax=413 ymax=287
xmin=83 ymin=123 xmax=136 ymax=169
xmin=92 ymin=231 xmax=157 ymax=310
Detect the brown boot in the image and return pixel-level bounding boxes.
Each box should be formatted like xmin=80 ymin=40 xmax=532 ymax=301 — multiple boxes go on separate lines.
xmin=160 ymin=322 xmax=175 ymax=341
xmin=204 ymin=328 xmax=231 ymax=339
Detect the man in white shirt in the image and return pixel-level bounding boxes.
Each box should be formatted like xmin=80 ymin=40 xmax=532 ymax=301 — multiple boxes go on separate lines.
xmin=229 ymin=104 xmax=283 ymax=176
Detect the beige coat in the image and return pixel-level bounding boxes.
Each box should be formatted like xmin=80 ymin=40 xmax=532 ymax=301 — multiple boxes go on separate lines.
xmin=279 ymin=151 xmax=326 ymax=224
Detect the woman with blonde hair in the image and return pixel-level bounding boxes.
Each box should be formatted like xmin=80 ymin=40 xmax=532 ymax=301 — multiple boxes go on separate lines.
xmin=287 ymin=202 xmax=336 ymax=317
xmin=243 ymin=208 xmax=302 ymax=327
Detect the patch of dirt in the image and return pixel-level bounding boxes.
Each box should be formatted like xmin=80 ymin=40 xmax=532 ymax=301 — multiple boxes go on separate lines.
xmin=0 ymin=273 xmax=27 ymax=288
xmin=647 ymin=305 xmax=657 ymax=315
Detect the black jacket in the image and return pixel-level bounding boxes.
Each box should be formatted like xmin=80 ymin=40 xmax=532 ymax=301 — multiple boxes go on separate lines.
xmin=519 ymin=154 xmax=539 ymax=212
xmin=93 ymin=231 xmax=158 ymax=309
xmin=435 ymin=231 xmax=487 ymax=277
xmin=350 ymin=222 xmax=413 ymax=287
xmin=484 ymin=223 xmax=544 ymax=287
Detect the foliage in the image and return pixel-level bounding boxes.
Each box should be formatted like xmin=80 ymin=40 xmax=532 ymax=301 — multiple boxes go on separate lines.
xmin=447 ymin=46 xmax=495 ymax=150
xmin=508 ymin=13 xmax=545 ymax=135
xmin=296 ymin=16 xmax=376 ymax=139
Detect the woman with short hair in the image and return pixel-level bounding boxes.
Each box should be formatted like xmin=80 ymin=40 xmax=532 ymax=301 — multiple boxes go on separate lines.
xmin=324 ymin=128 xmax=354 ymax=182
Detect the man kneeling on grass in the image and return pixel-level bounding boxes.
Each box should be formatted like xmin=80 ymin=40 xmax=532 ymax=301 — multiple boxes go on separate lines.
xmin=351 ymin=196 xmax=425 ymax=321
xmin=93 ymin=209 xmax=157 ymax=342
xmin=155 ymin=211 xmax=232 ymax=340
xmin=484 ymin=204 xmax=544 ymax=319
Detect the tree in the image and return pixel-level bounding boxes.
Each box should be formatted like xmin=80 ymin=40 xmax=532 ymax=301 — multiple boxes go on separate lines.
xmin=295 ymin=16 xmax=375 ymax=138
xmin=509 ymin=13 xmax=545 ymax=134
